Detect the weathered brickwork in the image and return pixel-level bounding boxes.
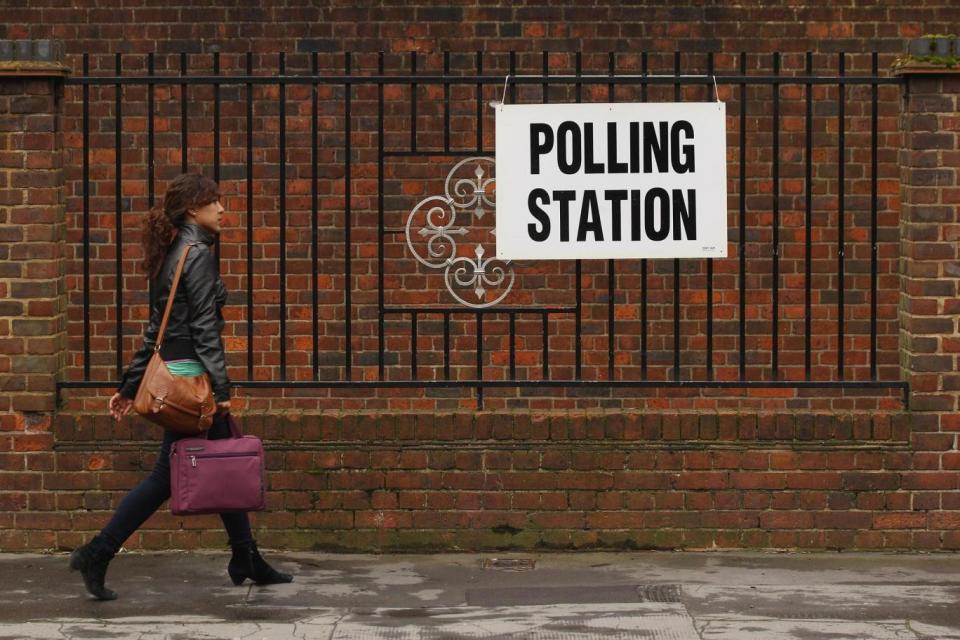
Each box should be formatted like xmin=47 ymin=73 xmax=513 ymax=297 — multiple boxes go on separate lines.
xmin=0 ymin=3 xmax=958 ymax=551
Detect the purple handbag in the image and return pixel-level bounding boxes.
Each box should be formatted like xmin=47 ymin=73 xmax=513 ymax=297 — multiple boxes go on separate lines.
xmin=169 ymin=413 xmax=266 ymax=515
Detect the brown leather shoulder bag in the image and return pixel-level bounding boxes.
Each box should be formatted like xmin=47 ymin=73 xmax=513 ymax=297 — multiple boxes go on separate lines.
xmin=132 ymin=242 xmax=216 ymax=435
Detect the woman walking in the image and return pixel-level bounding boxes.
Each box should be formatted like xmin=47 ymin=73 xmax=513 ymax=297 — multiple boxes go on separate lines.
xmin=70 ymin=173 xmax=292 ymax=600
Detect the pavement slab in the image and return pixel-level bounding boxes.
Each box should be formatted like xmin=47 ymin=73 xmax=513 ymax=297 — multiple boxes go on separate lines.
xmin=0 ymin=550 xmax=958 ymax=639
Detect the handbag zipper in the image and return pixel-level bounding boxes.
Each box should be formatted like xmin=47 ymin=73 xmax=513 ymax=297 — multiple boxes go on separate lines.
xmin=188 ymin=451 xmax=258 ymax=468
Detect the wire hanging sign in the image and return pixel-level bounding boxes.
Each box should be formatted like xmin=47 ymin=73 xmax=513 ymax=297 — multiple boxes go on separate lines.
xmin=489 ymin=73 xmax=723 ymax=109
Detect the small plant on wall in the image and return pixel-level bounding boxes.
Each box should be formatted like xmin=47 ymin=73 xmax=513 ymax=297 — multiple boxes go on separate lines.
xmin=894 ymin=34 xmax=960 ymax=69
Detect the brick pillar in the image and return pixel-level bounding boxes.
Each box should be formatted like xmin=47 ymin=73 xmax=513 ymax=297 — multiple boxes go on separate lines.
xmin=897 ymin=61 xmax=960 ymax=456
xmin=0 ymin=40 xmax=68 ymax=439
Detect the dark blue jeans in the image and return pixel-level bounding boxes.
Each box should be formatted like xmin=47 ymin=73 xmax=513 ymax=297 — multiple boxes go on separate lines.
xmin=99 ymin=412 xmax=253 ymax=554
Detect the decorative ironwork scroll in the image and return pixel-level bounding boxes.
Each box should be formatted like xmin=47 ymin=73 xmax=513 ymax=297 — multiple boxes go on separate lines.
xmin=404 ymin=157 xmax=515 ymax=308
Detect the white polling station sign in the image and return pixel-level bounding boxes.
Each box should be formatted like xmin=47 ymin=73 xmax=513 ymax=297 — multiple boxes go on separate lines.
xmin=495 ymin=102 xmax=727 ymax=260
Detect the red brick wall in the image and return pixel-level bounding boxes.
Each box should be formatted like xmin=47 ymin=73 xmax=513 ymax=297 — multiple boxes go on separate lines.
xmin=1 ymin=4 xmax=959 ymax=551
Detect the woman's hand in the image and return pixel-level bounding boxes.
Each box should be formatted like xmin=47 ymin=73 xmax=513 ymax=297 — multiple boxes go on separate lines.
xmin=216 ymin=400 xmax=231 ymax=415
xmin=109 ymin=392 xmax=133 ymax=423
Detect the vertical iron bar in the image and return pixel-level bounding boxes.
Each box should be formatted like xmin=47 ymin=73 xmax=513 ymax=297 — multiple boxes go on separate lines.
xmin=641 ymin=51 xmax=648 ymax=103
xmin=115 ymin=53 xmax=123 ymax=377
xmin=542 ymin=313 xmax=549 ymax=379
xmin=246 ymin=52 xmax=254 ymax=379
xmin=509 ymin=51 xmax=516 ymax=103
xmin=477 ymin=312 xmax=483 ymax=410
xmin=443 ymin=51 xmax=450 ymax=152
xmin=739 ymin=51 xmax=747 ymax=381
xmin=82 ymin=53 xmax=90 ymax=379
xmin=575 ymin=50 xmax=582 ymax=101
xmin=180 ymin=52 xmax=187 ymax=173
xmin=640 ymin=51 xmax=648 ymax=380
xmin=706 ymin=51 xmax=715 ymax=381
xmin=311 ymin=52 xmax=319 ymax=380
xmin=279 ymin=51 xmax=287 ymax=380
xmin=378 ymin=52 xmax=385 ymax=379
xmin=509 ymin=312 xmax=516 ymax=380
xmin=476 ymin=51 xmax=482 ymax=151
xmin=147 ymin=53 xmax=156 ymax=309
xmin=443 ymin=311 xmax=450 ymax=380
xmin=411 ymin=312 xmax=418 ymax=379
xmin=345 ymin=52 xmax=353 ymax=380
xmin=213 ymin=51 xmax=221 ymax=262
xmin=542 ymin=50 xmax=549 ymax=103
xmin=607 ymin=51 xmax=616 ymax=380
xmin=410 ymin=51 xmax=417 ymax=152
xmin=870 ymin=51 xmax=878 ymax=380
xmin=574 ymin=51 xmax=582 ymax=380
xmin=673 ymin=51 xmax=681 ymax=382
xmin=838 ymin=51 xmax=845 ymax=379
xmin=805 ymin=51 xmax=813 ymax=380
xmin=476 ymin=312 xmax=483 ymax=380
xmin=772 ymin=51 xmax=780 ymax=379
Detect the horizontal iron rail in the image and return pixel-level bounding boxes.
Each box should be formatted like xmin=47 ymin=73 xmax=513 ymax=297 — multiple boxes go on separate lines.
xmin=65 ymin=74 xmax=902 ymax=85
xmin=58 ymin=380 xmax=909 ymax=390
xmin=384 ymin=306 xmax=577 ymax=314
xmin=383 ymin=150 xmax=490 ymax=157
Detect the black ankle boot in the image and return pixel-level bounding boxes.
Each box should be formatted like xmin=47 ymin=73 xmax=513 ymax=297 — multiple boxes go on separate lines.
xmin=228 ymin=541 xmax=293 ymax=586
xmin=69 ymin=535 xmax=118 ymax=600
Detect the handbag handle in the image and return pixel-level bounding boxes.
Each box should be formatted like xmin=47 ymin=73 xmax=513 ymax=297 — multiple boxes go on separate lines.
xmin=153 ymin=242 xmax=199 ymax=353
xmin=226 ymin=412 xmax=242 ymax=438
xmin=204 ymin=412 xmax=242 ymax=439
xmin=201 ymin=413 xmax=242 ymax=440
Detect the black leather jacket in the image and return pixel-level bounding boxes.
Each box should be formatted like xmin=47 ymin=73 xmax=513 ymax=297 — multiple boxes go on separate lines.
xmin=117 ymin=223 xmax=231 ymax=402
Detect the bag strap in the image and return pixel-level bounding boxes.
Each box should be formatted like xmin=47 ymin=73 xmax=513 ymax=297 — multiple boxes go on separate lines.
xmin=205 ymin=412 xmax=241 ymax=439
xmin=153 ymin=242 xmax=198 ymax=353
xmin=227 ymin=412 xmax=242 ymax=438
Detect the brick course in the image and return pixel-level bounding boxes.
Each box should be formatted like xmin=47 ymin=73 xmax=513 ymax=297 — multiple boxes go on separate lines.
xmin=43 ymin=410 xmax=936 ymax=553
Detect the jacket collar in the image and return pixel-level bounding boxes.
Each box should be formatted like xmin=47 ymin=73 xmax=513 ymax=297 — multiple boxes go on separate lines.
xmin=176 ymin=222 xmax=216 ymax=246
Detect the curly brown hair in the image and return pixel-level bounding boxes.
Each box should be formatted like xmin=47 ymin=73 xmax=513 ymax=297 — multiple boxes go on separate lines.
xmin=141 ymin=173 xmax=221 ymax=280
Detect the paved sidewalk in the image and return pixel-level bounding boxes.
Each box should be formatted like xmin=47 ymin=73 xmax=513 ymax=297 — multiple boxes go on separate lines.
xmin=1 ymin=550 xmax=959 ymax=638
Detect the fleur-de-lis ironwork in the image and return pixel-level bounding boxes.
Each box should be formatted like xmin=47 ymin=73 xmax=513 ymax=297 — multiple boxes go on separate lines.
xmin=405 ymin=157 xmax=515 ymax=309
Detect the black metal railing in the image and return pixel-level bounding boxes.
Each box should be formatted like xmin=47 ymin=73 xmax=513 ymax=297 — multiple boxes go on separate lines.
xmin=58 ymin=50 xmax=908 ymax=409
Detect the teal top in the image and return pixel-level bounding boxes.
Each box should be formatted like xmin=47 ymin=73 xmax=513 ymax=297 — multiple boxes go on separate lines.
xmin=165 ymin=359 xmax=206 ymax=377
